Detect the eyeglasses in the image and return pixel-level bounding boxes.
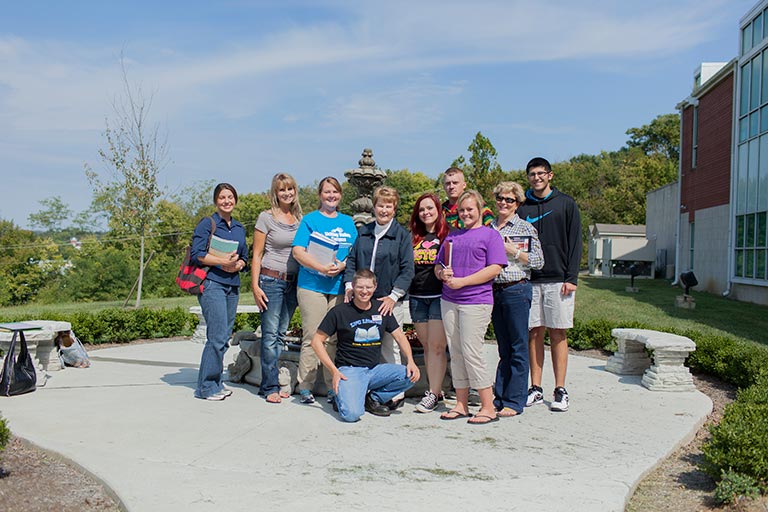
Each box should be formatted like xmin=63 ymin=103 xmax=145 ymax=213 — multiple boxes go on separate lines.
xmin=495 ymin=195 xmax=517 ymax=204
xmin=527 ymin=171 xmax=551 ymax=178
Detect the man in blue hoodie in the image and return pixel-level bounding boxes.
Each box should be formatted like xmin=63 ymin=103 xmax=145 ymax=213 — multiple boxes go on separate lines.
xmin=515 ymin=157 xmax=581 ymax=412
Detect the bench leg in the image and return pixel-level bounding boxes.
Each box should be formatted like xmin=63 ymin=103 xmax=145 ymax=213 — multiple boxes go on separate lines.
xmin=641 ymin=350 xmax=696 ymax=391
xmin=606 ymin=338 xmax=651 ymax=375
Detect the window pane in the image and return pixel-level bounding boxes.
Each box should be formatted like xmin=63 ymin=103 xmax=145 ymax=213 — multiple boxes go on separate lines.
xmin=747 ymin=213 xmax=756 ymax=246
xmin=752 ymin=56 xmax=762 ymax=110
xmin=746 ymin=249 xmax=755 ymax=277
xmin=749 ymin=139 xmax=760 ymax=211
xmin=756 ymin=13 xmax=764 ymax=47
xmin=760 ymin=136 xmax=768 ymax=210
xmin=741 ymin=62 xmax=752 ymax=116
xmin=763 ymin=51 xmax=768 ymax=104
xmin=744 ymin=23 xmax=754 ymax=55
xmin=738 ymin=144 xmax=749 ymax=214
xmin=751 ymin=111 xmax=760 ymax=137
xmin=737 ymin=215 xmax=746 ymax=247
xmin=757 ymin=250 xmax=767 ymax=279
xmin=740 ymin=117 xmax=750 ymax=142
xmin=759 ymin=212 xmax=767 ymax=246
xmin=736 ymin=249 xmax=745 ymax=276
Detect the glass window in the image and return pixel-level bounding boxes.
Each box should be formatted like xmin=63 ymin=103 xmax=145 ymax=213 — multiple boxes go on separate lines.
xmin=756 ymin=13 xmax=764 ymax=48
xmin=740 ymin=117 xmax=750 ymax=142
xmin=751 ymin=111 xmax=760 ymax=137
xmin=738 ymin=144 xmax=749 ymax=214
xmin=692 ymin=106 xmax=698 ymax=168
xmin=736 ymin=249 xmax=744 ymax=276
xmin=759 ymin=212 xmax=767 ymax=246
xmin=762 ymin=51 xmax=768 ymax=104
xmin=760 ymin=136 xmax=768 ymax=211
xmin=749 ymin=139 xmax=760 ymax=211
xmin=741 ymin=62 xmax=751 ymax=117
xmin=744 ymin=23 xmax=753 ymax=55
xmin=737 ymin=215 xmax=746 ymax=247
xmin=761 ymin=106 xmax=768 ymax=133
xmin=752 ymin=55 xmax=762 ymax=110
xmin=746 ymin=249 xmax=755 ymax=277
xmin=758 ymin=250 xmax=767 ymax=279
xmin=747 ymin=213 xmax=756 ymax=247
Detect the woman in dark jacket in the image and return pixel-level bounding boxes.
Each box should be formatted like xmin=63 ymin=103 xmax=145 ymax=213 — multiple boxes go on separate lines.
xmin=344 ymin=186 xmax=414 ymax=372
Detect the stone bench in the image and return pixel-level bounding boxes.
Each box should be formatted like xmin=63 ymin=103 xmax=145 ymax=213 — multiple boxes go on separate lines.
xmin=188 ymin=305 xmax=261 ymax=343
xmin=606 ymin=328 xmax=696 ymax=391
xmin=0 ymin=320 xmax=72 ymax=372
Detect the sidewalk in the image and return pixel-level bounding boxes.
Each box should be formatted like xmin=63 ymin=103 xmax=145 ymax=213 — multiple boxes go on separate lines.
xmin=0 ymin=340 xmax=712 ymax=511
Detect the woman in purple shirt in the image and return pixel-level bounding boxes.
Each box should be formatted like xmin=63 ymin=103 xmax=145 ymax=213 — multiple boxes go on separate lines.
xmin=435 ymin=190 xmax=506 ymax=424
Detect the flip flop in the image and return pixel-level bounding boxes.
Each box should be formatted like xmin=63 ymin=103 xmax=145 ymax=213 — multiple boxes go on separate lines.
xmin=266 ymin=393 xmax=282 ymax=404
xmin=467 ymin=414 xmax=499 ymax=425
xmin=279 ymin=391 xmax=290 ymax=399
xmin=497 ymin=407 xmax=519 ymax=417
xmin=440 ymin=409 xmax=473 ymax=420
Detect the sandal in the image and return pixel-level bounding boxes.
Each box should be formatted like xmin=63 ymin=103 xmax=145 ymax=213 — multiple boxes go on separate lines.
xmin=497 ymin=407 xmax=519 ymax=417
xmin=467 ymin=414 xmax=499 ymax=425
xmin=440 ymin=409 xmax=472 ymax=420
xmin=279 ymin=391 xmax=290 ymax=399
xmin=266 ymin=393 xmax=282 ymax=404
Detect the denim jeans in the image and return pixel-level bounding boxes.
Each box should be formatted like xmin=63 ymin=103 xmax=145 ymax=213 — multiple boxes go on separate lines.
xmin=335 ymin=364 xmax=414 ymax=422
xmin=195 ymin=279 xmax=239 ymax=399
xmin=258 ymin=275 xmax=298 ymax=396
xmin=491 ymin=281 xmax=532 ymax=413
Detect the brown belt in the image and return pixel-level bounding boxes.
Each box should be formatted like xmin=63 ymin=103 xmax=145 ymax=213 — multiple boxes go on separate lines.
xmin=493 ymin=279 xmax=528 ymax=292
xmin=261 ymin=267 xmax=295 ymax=282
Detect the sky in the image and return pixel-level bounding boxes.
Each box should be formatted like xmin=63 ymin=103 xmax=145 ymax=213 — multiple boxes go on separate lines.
xmin=0 ymin=0 xmax=757 ymax=229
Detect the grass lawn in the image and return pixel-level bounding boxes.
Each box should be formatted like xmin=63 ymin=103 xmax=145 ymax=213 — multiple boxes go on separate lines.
xmin=1 ymin=276 xmax=765 ymax=347
xmin=577 ymin=276 xmax=767 ymax=347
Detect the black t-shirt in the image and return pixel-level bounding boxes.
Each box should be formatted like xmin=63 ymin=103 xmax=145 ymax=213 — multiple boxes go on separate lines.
xmin=409 ymin=232 xmax=442 ymax=296
xmin=318 ymin=300 xmax=400 ymax=369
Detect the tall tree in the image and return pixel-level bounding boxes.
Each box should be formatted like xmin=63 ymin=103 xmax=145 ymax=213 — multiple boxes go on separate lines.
xmin=85 ymin=60 xmax=167 ymax=307
xmin=28 ymin=196 xmax=73 ymax=234
xmin=452 ymin=131 xmax=506 ymax=205
xmin=625 ymin=113 xmax=680 ymax=163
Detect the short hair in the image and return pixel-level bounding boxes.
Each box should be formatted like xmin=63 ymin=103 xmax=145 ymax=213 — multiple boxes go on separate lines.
xmin=457 ymin=189 xmax=485 ymax=211
xmin=213 ymin=183 xmax=238 ymax=204
xmin=526 ymin=157 xmax=552 ymax=175
xmin=352 ymin=268 xmax=377 ymax=285
xmin=373 ymin=186 xmax=399 ymax=209
xmin=269 ymin=172 xmax=302 ymax=220
xmin=442 ymin=167 xmax=465 ymax=184
xmin=493 ymin=181 xmax=525 ymax=205
xmin=409 ymin=192 xmax=449 ymax=244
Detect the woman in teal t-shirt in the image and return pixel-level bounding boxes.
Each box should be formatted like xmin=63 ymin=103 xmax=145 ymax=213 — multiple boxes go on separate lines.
xmin=291 ymin=176 xmax=357 ymax=404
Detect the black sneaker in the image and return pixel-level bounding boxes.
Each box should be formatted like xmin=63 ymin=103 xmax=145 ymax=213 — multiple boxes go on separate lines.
xmin=365 ymin=392 xmax=391 ymax=417
xmin=415 ymin=391 xmax=439 ymax=413
xmin=385 ymin=397 xmax=405 ymax=411
xmin=468 ymin=388 xmax=481 ymax=406
xmin=551 ymin=387 xmax=569 ymax=412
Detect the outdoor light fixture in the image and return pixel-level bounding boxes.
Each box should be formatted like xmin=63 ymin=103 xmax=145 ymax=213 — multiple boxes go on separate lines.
xmin=680 ymin=271 xmax=698 ymax=295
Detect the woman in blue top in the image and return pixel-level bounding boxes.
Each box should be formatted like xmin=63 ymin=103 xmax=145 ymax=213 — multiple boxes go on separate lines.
xmin=191 ymin=183 xmax=249 ymax=401
xmin=291 ymin=177 xmax=357 ymax=404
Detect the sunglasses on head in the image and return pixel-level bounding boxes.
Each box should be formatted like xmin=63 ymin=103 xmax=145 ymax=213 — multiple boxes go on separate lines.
xmin=495 ymin=195 xmax=517 ymax=204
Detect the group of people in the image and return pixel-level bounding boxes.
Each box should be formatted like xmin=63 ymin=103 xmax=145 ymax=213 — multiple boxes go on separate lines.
xmin=189 ymin=157 xmax=582 ymax=425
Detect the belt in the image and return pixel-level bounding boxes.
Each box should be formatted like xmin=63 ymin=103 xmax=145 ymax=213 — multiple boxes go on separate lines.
xmin=261 ymin=267 xmax=295 ymax=282
xmin=493 ymin=278 xmax=528 ymax=292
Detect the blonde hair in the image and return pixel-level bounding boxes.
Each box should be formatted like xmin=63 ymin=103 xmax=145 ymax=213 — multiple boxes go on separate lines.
xmin=492 ymin=181 xmax=525 ymax=205
xmin=270 ymin=173 xmax=302 ymax=220
xmin=373 ymin=186 xmax=399 ymax=209
xmin=457 ymin=189 xmax=485 ymax=211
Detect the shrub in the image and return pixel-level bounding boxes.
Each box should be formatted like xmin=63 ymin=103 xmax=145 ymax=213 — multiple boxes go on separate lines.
xmin=0 ymin=413 xmax=9 ymax=453
xmin=713 ymin=470 xmax=761 ymax=505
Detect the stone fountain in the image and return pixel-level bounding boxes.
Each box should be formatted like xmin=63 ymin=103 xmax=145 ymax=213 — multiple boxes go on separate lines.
xmin=344 ymin=148 xmax=386 ymax=227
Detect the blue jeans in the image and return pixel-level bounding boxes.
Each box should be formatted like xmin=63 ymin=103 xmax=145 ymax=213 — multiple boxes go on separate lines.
xmin=335 ymin=364 xmax=414 ymax=422
xmin=491 ymin=281 xmax=532 ymax=413
xmin=196 ymin=279 xmax=239 ymax=399
xmin=258 ymin=275 xmax=298 ymax=396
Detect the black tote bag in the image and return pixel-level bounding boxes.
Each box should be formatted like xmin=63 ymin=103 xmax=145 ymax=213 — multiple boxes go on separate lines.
xmin=0 ymin=331 xmax=37 ymax=396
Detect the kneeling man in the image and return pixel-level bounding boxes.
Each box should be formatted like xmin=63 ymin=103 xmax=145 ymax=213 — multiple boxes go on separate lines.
xmin=311 ymin=269 xmax=420 ymax=422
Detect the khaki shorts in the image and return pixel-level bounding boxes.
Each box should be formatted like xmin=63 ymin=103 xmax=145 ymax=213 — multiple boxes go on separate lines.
xmin=529 ymin=282 xmax=575 ymax=330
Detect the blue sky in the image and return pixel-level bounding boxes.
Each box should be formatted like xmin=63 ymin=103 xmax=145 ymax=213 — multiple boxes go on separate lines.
xmin=0 ymin=0 xmax=755 ymax=229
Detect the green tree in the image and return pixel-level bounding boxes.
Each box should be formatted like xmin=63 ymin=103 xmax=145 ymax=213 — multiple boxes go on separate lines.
xmin=452 ymin=131 xmax=506 ymax=206
xmin=625 ymin=113 xmax=680 ymax=163
xmin=28 ymin=196 xmax=73 ymax=234
xmin=85 ymin=62 xmax=167 ymax=308
xmin=383 ymin=169 xmax=438 ymax=225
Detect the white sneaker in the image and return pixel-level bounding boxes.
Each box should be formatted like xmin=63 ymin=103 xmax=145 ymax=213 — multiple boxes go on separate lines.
xmin=551 ymin=387 xmax=569 ymax=412
xmin=526 ymin=385 xmax=544 ymax=407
